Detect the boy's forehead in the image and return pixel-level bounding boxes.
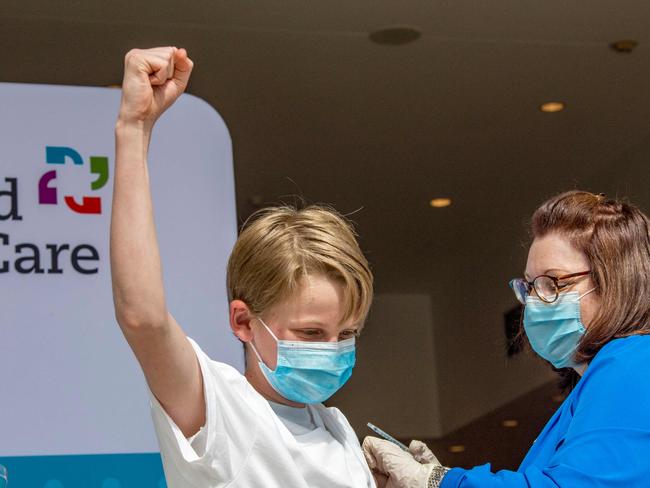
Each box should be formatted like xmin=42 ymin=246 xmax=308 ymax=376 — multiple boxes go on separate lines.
xmin=262 ymin=272 xmax=364 ymax=329
xmin=280 ymin=275 xmax=343 ymax=309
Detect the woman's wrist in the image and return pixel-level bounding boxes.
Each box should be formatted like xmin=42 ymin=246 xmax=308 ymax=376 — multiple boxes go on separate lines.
xmin=427 ymin=465 xmax=450 ymax=488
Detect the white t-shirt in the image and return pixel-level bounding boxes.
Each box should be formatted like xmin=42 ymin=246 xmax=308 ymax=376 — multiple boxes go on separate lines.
xmin=149 ymin=338 xmax=375 ymax=488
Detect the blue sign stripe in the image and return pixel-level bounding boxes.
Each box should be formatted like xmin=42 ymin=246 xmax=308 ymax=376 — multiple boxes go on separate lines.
xmin=0 ymin=453 xmax=166 ymax=488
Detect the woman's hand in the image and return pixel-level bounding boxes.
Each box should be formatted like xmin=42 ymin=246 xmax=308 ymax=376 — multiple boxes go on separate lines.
xmin=408 ymin=439 xmax=440 ymax=465
xmin=363 ymin=437 xmax=440 ymax=488
xmin=117 ymin=46 xmax=193 ymax=130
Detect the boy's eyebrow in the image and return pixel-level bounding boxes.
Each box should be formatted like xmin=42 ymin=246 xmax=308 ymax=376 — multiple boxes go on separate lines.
xmin=289 ymin=320 xmax=327 ymax=327
xmin=289 ymin=320 xmax=360 ymax=330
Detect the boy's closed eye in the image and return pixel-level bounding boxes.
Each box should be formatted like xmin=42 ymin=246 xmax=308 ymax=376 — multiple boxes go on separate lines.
xmin=292 ymin=328 xmax=359 ymax=340
xmin=339 ymin=329 xmax=359 ymax=340
xmin=293 ymin=328 xmax=326 ymax=340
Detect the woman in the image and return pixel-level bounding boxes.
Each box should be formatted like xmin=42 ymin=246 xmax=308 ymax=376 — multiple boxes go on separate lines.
xmin=363 ymin=191 xmax=650 ymax=487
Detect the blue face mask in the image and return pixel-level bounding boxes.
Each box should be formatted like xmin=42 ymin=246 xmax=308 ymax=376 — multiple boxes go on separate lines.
xmin=249 ymin=318 xmax=356 ymax=404
xmin=523 ymin=289 xmax=595 ymax=369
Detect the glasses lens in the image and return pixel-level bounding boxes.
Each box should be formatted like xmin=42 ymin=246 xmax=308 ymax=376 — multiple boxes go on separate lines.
xmin=533 ymin=276 xmax=558 ymax=302
xmin=509 ymin=279 xmax=528 ymax=304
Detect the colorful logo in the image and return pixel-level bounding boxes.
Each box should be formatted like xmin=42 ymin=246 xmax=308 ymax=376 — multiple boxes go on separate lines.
xmin=38 ymin=146 xmax=109 ymax=214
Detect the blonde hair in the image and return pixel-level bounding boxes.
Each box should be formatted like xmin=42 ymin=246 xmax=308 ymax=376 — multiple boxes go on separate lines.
xmin=227 ymin=205 xmax=373 ymax=326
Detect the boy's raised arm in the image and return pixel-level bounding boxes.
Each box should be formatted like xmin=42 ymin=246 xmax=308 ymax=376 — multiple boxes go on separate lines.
xmin=110 ymin=47 xmax=205 ymax=437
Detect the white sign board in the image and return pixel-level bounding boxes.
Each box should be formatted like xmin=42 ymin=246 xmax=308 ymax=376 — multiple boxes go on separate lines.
xmin=0 ymin=82 xmax=242 ymax=487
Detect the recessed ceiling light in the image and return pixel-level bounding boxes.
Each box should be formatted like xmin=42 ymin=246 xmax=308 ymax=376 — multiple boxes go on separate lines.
xmin=610 ymin=40 xmax=638 ymax=53
xmin=369 ymin=26 xmax=421 ymax=46
xmin=502 ymin=419 xmax=519 ymax=428
xmin=448 ymin=445 xmax=466 ymax=453
xmin=430 ymin=198 xmax=452 ymax=208
xmin=540 ymin=102 xmax=565 ymax=113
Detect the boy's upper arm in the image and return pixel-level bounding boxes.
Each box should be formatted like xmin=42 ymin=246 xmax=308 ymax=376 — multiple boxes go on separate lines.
xmin=122 ymin=312 xmax=206 ymax=438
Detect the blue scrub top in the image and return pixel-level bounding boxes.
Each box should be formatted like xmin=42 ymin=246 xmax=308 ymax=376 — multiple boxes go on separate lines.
xmin=441 ymin=334 xmax=650 ymax=487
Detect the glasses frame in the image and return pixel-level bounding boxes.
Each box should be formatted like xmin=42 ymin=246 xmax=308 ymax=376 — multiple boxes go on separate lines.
xmin=510 ymin=270 xmax=591 ymax=304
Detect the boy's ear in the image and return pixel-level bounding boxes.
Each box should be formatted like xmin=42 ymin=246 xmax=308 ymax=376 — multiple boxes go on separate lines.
xmin=230 ymin=300 xmax=255 ymax=342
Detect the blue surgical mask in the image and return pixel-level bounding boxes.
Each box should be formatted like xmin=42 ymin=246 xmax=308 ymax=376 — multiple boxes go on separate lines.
xmin=523 ymin=289 xmax=595 ymax=369
xmin=249 ymin=318 xmax=356 ymax=404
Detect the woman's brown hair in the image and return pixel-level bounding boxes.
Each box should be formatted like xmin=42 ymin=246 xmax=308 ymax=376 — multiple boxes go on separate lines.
xmin=531 ymin=190 xmax=650 ymax=364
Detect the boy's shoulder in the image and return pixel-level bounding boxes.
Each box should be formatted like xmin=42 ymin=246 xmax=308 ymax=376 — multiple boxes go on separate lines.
xmin=313 ymin=404 xmax=358 ymax=435
xmin=187 ymin=336 xmax=249 ymax=388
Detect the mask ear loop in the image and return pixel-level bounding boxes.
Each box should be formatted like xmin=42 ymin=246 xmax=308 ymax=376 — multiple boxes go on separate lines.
xmin=257 ymin=317 xmax=280 ymax=341
xmin=248 ymin=341 xmax=264 ymax=364
xmin=579 ymin=287 xmax=597 ymax=300
xmin=249 ymin=317 xmax=278 ymax=370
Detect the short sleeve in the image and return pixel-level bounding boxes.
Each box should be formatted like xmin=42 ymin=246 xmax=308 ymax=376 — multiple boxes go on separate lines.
xmin=186 ymin=425 xmax=208 ymax=457
xmin=148 ymin=338 xmax=260 ymax=486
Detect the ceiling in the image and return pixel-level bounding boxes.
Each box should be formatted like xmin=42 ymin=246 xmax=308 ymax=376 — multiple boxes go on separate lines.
xmin=0 ymin=0 xmax=650 ymax=291
xmin=2 ymin=0 xmax=649 ymax=431
xmin=3 ymin=0 xmax=647 ymax=291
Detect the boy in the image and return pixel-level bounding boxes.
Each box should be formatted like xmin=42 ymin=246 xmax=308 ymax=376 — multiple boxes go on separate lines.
xmin=111 ymin=46 xmax=375 ymax=487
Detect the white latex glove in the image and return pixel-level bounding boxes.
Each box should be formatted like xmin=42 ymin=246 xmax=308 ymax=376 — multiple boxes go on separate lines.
xmin=408 ymin=439 xmax=439 ymax=465
xmin=362 ymin=436 xmax=439 ymax=488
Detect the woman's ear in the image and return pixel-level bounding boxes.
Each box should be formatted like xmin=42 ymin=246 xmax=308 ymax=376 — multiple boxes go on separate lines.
xmin=230 ymin=300 xmax=254 ymax=342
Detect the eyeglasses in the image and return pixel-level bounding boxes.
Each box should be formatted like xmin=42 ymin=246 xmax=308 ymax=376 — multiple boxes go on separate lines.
xmin=509 ymin=271 xmax=591 ymax=304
